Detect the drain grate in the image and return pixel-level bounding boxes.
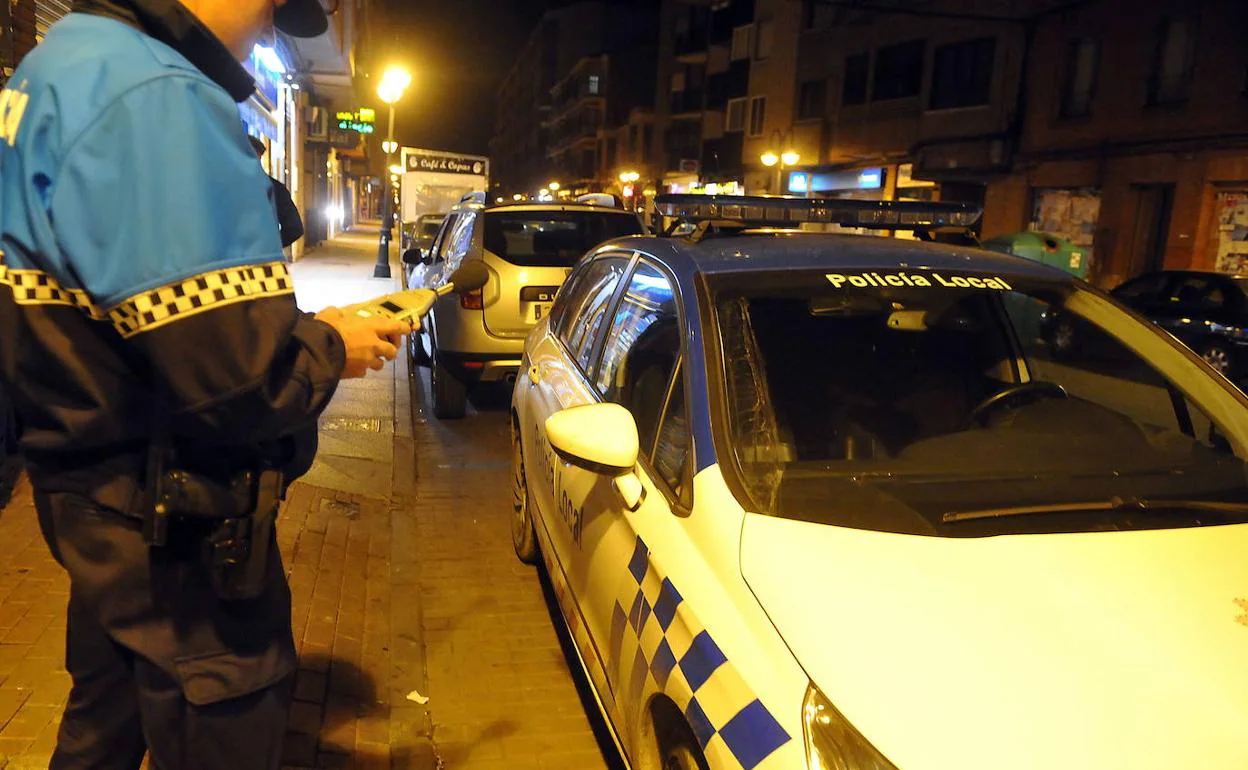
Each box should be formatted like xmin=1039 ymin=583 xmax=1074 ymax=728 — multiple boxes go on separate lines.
xmin=320 ymin=417 xmax=385 ymax=433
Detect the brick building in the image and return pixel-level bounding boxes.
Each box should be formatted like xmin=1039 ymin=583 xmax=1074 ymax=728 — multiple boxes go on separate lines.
xmin=986 ymin=0 xmax=1248 ymax=287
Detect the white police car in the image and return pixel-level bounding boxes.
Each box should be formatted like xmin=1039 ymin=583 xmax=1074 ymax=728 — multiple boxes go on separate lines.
xmin=510 ymin=195 xmax=1248 ymax=770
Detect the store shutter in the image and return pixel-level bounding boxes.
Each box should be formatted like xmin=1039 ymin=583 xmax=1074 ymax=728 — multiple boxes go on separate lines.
xmin=34 ymin=0 xmax=72 ymax=40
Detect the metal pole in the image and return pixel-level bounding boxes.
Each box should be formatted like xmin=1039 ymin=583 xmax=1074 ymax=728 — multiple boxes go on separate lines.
xmin=373 ymin=104 xmax=397 ymax=278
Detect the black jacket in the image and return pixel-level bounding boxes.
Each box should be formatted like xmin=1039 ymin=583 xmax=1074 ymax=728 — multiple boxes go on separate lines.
xmin=271 ymin=177 xmax=306 ymax=248
xmin=0 ymin=0 xmax=344 ymax=508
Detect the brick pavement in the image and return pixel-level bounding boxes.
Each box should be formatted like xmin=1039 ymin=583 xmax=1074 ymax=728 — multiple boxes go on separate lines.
xmin=405 ymin=392 xmax=612 ymax=770
xmin=0 ymin=227 xmax=614 ymax=769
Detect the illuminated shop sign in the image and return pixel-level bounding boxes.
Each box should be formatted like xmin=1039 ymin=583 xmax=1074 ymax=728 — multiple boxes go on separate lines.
xmin=336 ymin=108 xmax=376 ymax=134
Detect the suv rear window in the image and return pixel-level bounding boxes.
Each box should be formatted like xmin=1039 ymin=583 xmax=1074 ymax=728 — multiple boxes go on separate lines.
xmin=482 ymin=210 xmax=643 ymax=267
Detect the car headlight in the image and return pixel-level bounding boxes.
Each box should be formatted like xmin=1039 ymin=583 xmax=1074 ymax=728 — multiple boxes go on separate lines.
xmin=804 ymin=684 xmax=899 ymax=770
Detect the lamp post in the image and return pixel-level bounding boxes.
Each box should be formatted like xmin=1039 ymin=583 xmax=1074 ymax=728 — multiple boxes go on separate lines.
xmin=618 ymin=170 xmax=641 ymax=210
xmin=374 ymin=66 xmax=412 ymax=279
xmin=759 ymin=129 xmax=800 ymax=195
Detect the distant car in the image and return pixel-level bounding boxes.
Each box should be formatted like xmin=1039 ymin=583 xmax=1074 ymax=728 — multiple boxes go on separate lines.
xmin=511 ymin=194 xmax=1248 ymax=770
xmin=1044 ymin=269 xmax=1248 ymax=378
xmin=403 ymin=192 xmax=645 ymax=418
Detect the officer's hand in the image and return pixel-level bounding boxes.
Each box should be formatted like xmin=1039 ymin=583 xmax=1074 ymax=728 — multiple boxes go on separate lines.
xmin=315 ymin=310 xmax=408 ymax=379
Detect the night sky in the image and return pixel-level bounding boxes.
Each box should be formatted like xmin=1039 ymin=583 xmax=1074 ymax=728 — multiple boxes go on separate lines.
xmin=371 ymin=0 xmax=553 ymax=156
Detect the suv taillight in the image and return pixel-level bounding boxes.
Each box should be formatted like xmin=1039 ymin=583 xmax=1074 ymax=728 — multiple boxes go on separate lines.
xmin=460 ymin=290 xmax=484 ymax=310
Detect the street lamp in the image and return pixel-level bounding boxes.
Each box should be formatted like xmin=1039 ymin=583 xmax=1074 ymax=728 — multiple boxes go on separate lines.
xmin=374 ymin=65 xmax=412 ymax=278
xmin=548 ymin=181 xmax=561 ymax=191
xmin=760 ymin=130 xmax=800 ymax=195
xmin=618 ymin=171 xmax=641 ymax=210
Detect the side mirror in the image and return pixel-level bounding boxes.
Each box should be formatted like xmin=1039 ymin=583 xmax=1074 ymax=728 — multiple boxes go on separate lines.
xmin=420 ymin=248 xmax=436 ymax=265
xmin=401 ymin=248 xmax=422 ymax=266
xmin=545 ymin=403 xmax=645 ymax=510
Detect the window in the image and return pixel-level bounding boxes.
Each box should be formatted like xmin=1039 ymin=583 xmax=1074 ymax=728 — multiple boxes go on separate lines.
xmin=597 ymin=261 xmax=678 ymax=405
xmin=709 ymin=269 xmax=1246 ymax=534
xmin=929 ymin=37 xmax=995 ymax=110
xmin=427 ymin=213 xmax=456 ymax=262
xmin=441 ymin=211 xmax=476 ymax=272
xmin=1148 ymin=18 xmax=1196 ymax=105
xmin=483 ymin=212 xmax=642 ymax=268
xmin=872 ymin=39 xmax=925 ymax=101
xmin=1168 ymin=275 xmax=1227 ymax=311
xmin=1059 ymin=38 xmax=1100 ymax=118
xmin=726 ymin=97 xmax=747 ymax=132
xmin=756 ymin=19 xmax=775 ymax=60
xmin=588 ymin=75 xmax=601 ymax=95
xmin=557 ymin=258 xmax=629 ymax=372
xmin=597 ymin=261 xmax=689 ymax=501
xmin=731 ymin=25 xmax=753 ymax=61
xmin=748 ymin=95 xmax=767 ymax=136
xmin=797 ymin=79 xmax=827 ymax=120
xmin=842 ymin=52 xmax=869 ymax=106
xmin=1111 ymin=273 xmax=1169 ymax=302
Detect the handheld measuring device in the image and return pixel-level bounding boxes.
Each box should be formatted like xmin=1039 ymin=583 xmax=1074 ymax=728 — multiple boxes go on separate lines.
xmin=352 ymin=262 xmax=491 ymax=327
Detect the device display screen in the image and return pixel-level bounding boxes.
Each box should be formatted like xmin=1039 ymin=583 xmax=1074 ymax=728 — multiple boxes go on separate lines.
xmin=380 ymin=301 xmax=405 ymax=314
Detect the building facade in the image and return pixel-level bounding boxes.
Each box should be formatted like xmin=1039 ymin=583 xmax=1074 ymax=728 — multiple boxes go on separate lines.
xmin=986 ymin=0 xmax=1248 ymax=287
xmin=491 ymin=0 xmax=659 ymax=201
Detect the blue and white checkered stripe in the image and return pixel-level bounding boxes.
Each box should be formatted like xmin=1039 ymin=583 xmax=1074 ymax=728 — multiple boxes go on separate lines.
xmin=608 ymin=536 xmax=793 ymax=769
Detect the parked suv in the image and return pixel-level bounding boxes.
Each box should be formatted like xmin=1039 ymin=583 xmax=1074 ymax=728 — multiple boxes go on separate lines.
xmin=403 ymin=192 xmax=645 ymax=418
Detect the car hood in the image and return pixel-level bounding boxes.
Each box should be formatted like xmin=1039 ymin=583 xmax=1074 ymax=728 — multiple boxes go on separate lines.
xmin=741 ymin=514 xmax=1248 ymax=770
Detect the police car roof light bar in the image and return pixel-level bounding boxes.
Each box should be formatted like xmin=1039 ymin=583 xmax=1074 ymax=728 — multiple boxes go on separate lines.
xmin=654 ymin=194 xmax=982 ymax=232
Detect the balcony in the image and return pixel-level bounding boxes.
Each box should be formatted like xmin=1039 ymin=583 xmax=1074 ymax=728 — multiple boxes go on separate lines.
xmin=674 ymin=31 xmax=709 ymax=63
xmin=669 ymin=89 xmax=706 ymax=118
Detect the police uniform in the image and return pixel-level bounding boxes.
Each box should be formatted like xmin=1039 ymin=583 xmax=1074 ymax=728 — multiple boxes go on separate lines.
xmin=0 ymin=1 xmax=336 ymax=767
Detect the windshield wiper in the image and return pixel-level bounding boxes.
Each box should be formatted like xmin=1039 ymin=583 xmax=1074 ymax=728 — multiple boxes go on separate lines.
xmin=942 ymin=496 xmax=1248 ymax=523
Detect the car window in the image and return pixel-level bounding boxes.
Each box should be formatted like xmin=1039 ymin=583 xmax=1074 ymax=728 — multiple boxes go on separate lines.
xmin=483 ymin=210 xmax=643 ymax=267
xmin=709 ymin=269 xmax=1248 ymax=537
xmin=441 ymin=211 xmax=476 ymax=271
xmin=428 ymin=213 xmax=456 ymax=258
xmin=1113 ymin=273 xmax=1168 ymax=301
xmin=596 ymin=261 xmax=678 ymax=402
xmin=653 ymin=365 xmax=692 ymax=506
xmin=558 ymin=258 xmax=628 ymax=372
xmin=1168 ymin=275 xmax=1225 ymax=310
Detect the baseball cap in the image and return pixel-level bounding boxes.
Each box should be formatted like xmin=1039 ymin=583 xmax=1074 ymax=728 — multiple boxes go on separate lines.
xmin=274 ymin=0 xmax=329 ymax=38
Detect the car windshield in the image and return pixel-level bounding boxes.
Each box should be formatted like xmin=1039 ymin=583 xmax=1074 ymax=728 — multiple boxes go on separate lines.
xmin=420 ymin=220 xmax=442 ymax=237
xmin=483 ymin=210 xmax=643 ymax=267
xmin=710 ymin=268 xmax=1248 ymax=537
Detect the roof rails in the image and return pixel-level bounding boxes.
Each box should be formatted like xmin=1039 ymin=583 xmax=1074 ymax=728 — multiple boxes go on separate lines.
xmin=655 ymin=194 xmax=982 ymax=241
xmin=459 ymin=191 xmax=488 ymax=205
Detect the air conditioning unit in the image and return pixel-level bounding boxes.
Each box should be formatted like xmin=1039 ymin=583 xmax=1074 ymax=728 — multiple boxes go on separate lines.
xmin=306 ymin=107 xmax=328 ymax=141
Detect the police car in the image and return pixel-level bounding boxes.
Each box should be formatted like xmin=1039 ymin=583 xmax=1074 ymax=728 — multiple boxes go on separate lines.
xmin=509 ymin=195 xmax=1248 ymax=770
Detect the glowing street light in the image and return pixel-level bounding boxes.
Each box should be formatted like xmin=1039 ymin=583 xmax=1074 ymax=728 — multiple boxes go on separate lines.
xmin=374 ymin=65 xmax=413 ymax=278
xmin=760 ymin=129 xmax=801 ymax=194
xmin=618 ymin=170 xmax=641 ymax=184
xmin=388 ymin=164 xmax=404 ymax=176
xmin=548 ymin=181 xmax=561 ymax=191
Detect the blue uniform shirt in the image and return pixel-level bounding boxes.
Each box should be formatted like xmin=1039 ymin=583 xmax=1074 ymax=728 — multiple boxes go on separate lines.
xmin=0 ymin=13 xmax=283 ymax=312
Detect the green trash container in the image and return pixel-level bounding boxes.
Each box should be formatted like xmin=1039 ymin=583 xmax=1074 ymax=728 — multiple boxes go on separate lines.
xmin=981 ymin=231 xmax=1089 ymax=279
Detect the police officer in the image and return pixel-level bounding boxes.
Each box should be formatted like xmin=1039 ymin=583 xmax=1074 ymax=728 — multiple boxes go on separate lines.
xmin=0 ymin=0 xmax=409 ymax=767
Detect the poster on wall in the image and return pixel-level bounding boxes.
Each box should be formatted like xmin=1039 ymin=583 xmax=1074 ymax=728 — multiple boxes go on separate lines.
xmin=1030 ymin=188 xmax=1101 ymax=256
xmin=1214 ymin=191 xmax=1248 ymax=274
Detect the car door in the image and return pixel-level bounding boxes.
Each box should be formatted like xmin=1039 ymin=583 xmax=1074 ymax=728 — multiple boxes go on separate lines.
xmin=520 ymin=253 xmax=633 ymax=704
xmin=561 ymin=259 xmax=695 ymax=739
xmin=407 ymin=213 xmax=454 ymax=290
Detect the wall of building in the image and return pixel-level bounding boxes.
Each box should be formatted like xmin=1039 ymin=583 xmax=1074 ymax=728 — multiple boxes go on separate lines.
xmin=984 ymin=0 xmax=1248 ymax=287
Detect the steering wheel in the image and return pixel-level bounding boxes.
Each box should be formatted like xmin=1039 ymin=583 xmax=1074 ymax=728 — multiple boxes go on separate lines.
xmin=966 ymin=381 xmax=1069 ymax=428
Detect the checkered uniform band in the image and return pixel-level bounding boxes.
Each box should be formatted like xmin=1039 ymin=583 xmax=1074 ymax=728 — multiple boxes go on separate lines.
xmin=0 ymin=252 xmax=294 ymax=339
